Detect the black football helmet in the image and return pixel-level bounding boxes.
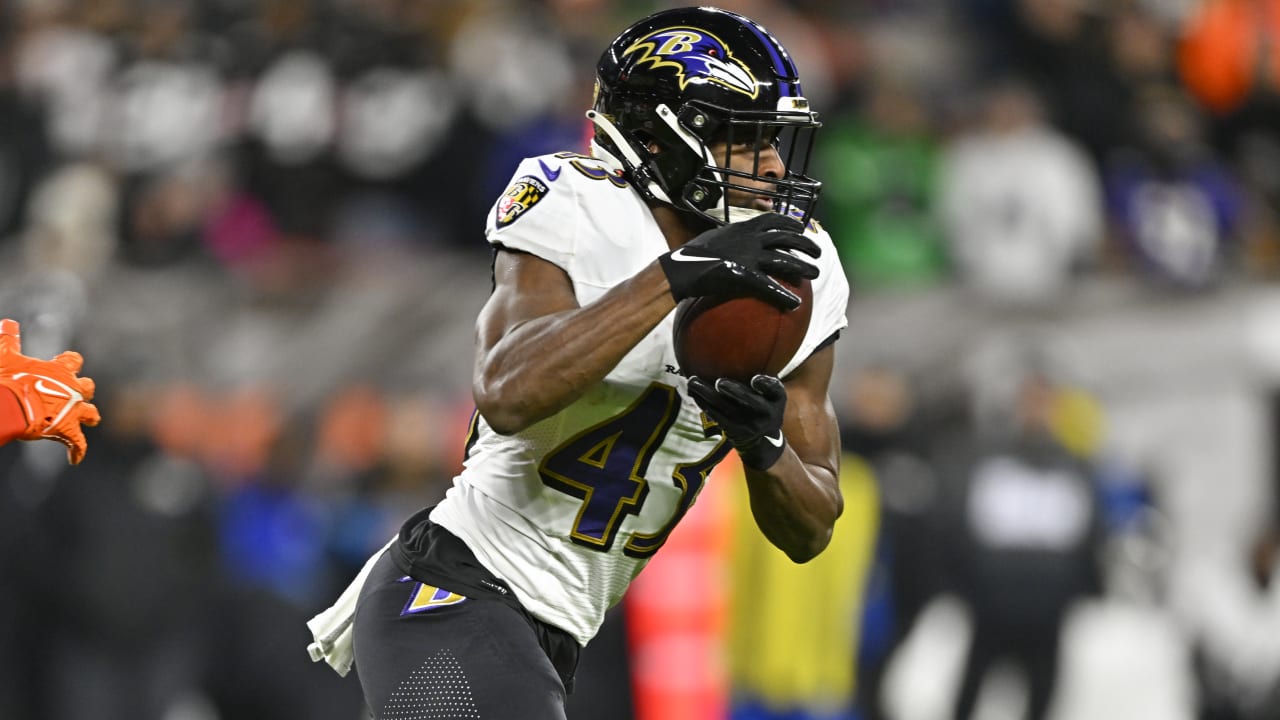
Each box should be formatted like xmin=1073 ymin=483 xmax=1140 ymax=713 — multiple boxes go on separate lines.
xmin=589 ymin=6 xmax=822 ymax=226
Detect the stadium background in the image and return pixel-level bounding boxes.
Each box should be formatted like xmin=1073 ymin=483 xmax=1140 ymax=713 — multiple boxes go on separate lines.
xmin=1 ymin=0 xmax=1279 ymax=718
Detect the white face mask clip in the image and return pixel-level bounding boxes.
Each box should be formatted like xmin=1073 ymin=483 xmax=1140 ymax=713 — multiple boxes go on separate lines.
xmin=586 ymin=109 xmax=671 ymax=203
xmin=587 ymin=103 xmax=733 ymax=214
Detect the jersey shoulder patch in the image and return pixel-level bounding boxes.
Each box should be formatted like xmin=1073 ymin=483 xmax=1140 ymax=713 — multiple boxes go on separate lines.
xmin=495 ymin=174 xmax=549 ymax=228
xmin=484 ymin=151 xmax=648 ymax=274
xmin=490 ymin=150 xmax=623 ymax=231
xmin=486 ymin=153 xmax=589 ymax=270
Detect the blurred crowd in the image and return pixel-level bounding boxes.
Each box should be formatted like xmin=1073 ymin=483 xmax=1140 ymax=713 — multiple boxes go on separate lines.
xmin=1 ymin=0 xmax=1280 ymax=719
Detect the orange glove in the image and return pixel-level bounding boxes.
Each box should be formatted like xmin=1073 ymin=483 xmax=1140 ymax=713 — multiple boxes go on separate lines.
xmin=0 ymin=318 xmax=101 ymax=464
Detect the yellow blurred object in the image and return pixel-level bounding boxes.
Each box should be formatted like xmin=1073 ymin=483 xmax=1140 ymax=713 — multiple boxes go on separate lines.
xmin=725 ymin=452 xmax=880 ymax=713
xmin=1050 ymin=387 xmax=1105 ymax=459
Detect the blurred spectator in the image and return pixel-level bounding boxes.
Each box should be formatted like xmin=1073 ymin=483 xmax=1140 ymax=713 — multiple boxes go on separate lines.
xmin=818 ymin=78 xmax=947 ymax=290
xmin=19 ymin=162 xmax=117 ymax=280
xmin=938 ymin=79 xmax=1102 ymax=306
xmin=27 ymin=382 xmax=218 ymax=720
xmin=841 ymin=363 xmax=949 ymax=720
xmin=1178 ymin=0 xmax=1280 ymax=259
xmin=447 ymin=2 xmax=574 ymax=137
xmin=106 ymin=2 xmax=223 ymax=175
xmin=448 ymin=0 xmax=581 ymax=201
xmin=1106 ymin=2 xmax=1178 ymax=99
xmin=1102 ymin=85 xmax=1243 ymax=289
xmin=987 ymin=0 xmax=1133 ymax=161
xmin=121 ymin=165 xmax=222 ymax=268
xmin=942 ymin=342 xmax=1105 ymax=720
xmin=336 ymin=63 xmax=457 ymax=182
xmin=0 ymin=36 xmax=51 ymax=242
xmin=240 ymin=0 xmax=332 ymax=167
xmin=12 ymin=0 xmax=117 ymax=161
xmin=241 ymin=47 xmax=343 ymax=240
xmin=1177 ymin=0 xmax=1280 ymax=118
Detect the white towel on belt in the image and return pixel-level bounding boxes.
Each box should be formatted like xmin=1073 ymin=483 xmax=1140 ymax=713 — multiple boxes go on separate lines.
xmin=306 ymin=537 xmax=395 ymax=676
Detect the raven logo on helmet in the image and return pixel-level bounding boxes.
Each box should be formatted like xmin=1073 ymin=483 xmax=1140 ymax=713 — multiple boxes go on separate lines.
xmin=622 ymin=27 xmax=759 ymax=99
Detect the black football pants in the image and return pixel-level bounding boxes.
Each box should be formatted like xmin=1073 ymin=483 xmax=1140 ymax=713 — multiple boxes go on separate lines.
xmin=352 ymin=551 xmax=570 ymax=720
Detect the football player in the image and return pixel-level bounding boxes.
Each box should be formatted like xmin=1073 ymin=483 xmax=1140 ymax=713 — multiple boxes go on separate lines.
xmin=308 ymin=7 xmax=850 ymax=718
xmin=0 ymin=318 xmax=100 ymax=465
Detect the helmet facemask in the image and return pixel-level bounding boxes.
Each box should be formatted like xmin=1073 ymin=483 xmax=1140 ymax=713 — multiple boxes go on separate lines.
xmin=677 ymin=98 xmax=822 ymax=226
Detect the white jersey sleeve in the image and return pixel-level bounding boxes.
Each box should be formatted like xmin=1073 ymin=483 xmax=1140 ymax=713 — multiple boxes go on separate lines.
xmin=485 ymin=155 xmax=583 ymax=270
xmin=780 ymin=218 xmax=849 ymax=378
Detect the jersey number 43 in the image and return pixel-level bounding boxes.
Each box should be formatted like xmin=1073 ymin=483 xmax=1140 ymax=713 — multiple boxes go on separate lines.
xmin=538 ymin=383 xmax=730 ymax=558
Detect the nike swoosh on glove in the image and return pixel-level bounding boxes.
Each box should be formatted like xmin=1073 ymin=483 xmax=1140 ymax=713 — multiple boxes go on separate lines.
xmin=687 ymin=374 xmax=787 ymax=470
xmin=0 ymin=319 xmax=101 ymax=464
xmin=659 ymin=212 xmax=819 ymax=310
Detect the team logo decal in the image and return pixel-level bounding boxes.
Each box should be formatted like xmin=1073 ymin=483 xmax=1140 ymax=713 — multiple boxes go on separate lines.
xmin=623 ymin=27 xmax=759 ymax=99
xmin=496 ymin=175 xmax=549 ymax=228
xmin=401 ymin=581 xmax=467 ymax=615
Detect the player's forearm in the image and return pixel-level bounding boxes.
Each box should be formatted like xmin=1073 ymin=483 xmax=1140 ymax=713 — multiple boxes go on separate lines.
xmin=744 ymin=452 xmax=842 ymax=563
xmin=476 ymin=262 xmax=675 ymax=434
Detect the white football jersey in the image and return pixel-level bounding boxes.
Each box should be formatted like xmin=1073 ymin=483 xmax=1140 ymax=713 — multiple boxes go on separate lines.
xmin=430 ymin=151 xmax=849 ymax=646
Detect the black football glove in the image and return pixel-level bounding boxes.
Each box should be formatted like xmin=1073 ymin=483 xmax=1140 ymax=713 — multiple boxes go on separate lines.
xmin=659 ymin=213 xmax=819 ymax=311
xmin=687 ymin=374 xmax=787 ymax=470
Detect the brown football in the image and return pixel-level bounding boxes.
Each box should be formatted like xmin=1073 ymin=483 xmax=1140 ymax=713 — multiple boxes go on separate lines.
xmin=672 ymin=278 xmax=813 ymax=382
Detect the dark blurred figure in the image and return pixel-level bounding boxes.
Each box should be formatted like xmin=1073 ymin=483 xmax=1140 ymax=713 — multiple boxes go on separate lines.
xmin=0 ymin=12 xmax=52 ymax=243
xmin=843 ymin=364 xmax=948 ymax=720
xmin=18 ymin=382 xmax=218 ymax=720
xmin=985 ymin=0 xmax=1128 ymax=161
xmin=0 ymin=440 xmax=39 ymax=719
xmin=942 ymin=364 xmax=1104 ymax=720
xmin=565 ymin=605 xmax=634 ymax=720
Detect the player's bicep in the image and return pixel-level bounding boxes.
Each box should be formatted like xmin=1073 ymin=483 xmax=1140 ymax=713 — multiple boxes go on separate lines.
xmin=475 ymin=248 xmax=579 ymax=358
xmin=781 ymin=342 xmax=841 ymax=483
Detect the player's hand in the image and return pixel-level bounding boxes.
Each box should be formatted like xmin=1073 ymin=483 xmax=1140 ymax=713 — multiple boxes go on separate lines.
xmin=687 ymin=374 xmax=787 ymax=470
xmin=0 ymin=319 xmax=101 ymax=465
xmin=659 ymin=212 xmax=819 ymax=310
